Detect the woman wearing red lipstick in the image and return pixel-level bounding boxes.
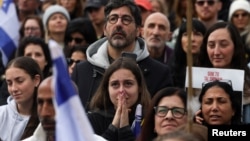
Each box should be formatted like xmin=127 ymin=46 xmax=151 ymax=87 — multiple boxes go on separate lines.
xmin=195 ymin=80 xmax=242 ymax=125
xmin=137 ymin=87 xmax=188 ymax=141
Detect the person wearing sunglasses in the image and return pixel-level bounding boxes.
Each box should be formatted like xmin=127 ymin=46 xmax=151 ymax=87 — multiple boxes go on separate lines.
xmin=194 ymin=0 xmax=222 ymax=29
xmin=137 ymin=87 xmax=187 ymax=141
xmin=194 ymin=80 xmax=242 ymax=126
xmin=228 ymin=0 xmax=250 ymax=63
xmin=64 ymin=18 xmax=97 ymax=57
xmin=64 ymin=17 xmax=97 ymax=57
xmin=67 ymin=46 xmax=86 ymax=76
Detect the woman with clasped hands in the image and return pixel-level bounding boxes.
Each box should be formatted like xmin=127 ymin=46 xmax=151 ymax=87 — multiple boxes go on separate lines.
xmin=87 ymin=57 xmax=151 ymax=141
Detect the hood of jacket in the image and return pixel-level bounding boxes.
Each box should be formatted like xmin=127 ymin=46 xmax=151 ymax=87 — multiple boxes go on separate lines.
xmin=0 ymin=96 xmax=30 ymax=141
xmin=86 ymin=37 xmax=149 ymax=69
xmin=7 ymin=96 xmax=18 ymax=113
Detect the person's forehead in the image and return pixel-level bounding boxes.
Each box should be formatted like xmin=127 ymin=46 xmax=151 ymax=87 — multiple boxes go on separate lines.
xmin=19 ymin=0 xmax=39 ymax=3
xmin=37 ymin=77 xmax=53 ymax=98
xmin=234 ymin=9 xmax=249 ymax=14
xmin=208 ymin=28 xmax=231 ymax=39
xmin=204 ymin=86 xmax=229 ymax=96
xmin=25 ymin=19 xmax=39 ymax=25
xmin=37 ymin=86 xmax=53 ymax=97
xmin=109 ymin=6 xmax=132 ymax=16
xmin=145 ymin=14 xmax=169 ymax=26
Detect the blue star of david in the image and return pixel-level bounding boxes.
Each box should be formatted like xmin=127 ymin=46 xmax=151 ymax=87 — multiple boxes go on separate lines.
xmin=1 ymin=0 xmax=11 ymax=13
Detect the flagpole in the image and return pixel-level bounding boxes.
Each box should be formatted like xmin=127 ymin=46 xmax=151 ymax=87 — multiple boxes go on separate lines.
xmin=186 ymin=0 xmax=194 ymax=133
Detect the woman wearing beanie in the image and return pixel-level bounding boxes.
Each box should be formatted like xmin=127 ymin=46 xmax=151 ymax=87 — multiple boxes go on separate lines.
xmin=228 ymin=0 xmax=250 ymax=62
xmin=42 ymin=4 xmax=70 ymax=48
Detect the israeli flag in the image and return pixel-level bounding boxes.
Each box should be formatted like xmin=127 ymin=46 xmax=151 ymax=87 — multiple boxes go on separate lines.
xmin=0 ymin=0 xmax=19 ymax=66
xmin=48 ymin=40 xmax=96 ymax=141
xmin=131 ymin=104 xmax=142 ymax=138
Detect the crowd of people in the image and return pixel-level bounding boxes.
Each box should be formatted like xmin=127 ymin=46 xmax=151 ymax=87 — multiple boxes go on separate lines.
xmin=1 ymin=0 xmax=250 ymax=140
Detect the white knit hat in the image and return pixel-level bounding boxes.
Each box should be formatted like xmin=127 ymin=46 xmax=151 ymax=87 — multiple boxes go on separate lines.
xmin=42 ymin=5 xmax=70 ymax=28
xmin=228 ymin=0 xmax=250 ymax=21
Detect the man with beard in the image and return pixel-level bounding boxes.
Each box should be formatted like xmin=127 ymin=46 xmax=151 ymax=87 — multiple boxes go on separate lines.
xmin=195 ymin=0 xmax=222 ymax=29
xmin=142 ymin=12 xmax=173 ymax=65
xmin=22 ymin=77 xmax=107 ymax=141
xmin=71 ymin=0 xmax=173 ymax=111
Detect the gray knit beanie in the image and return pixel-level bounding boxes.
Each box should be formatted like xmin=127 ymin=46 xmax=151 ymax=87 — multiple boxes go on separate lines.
xmin=42 ymin=5 xmax=70 ymax=29
xmin=228 ymin=0 xmax=250 ymax=21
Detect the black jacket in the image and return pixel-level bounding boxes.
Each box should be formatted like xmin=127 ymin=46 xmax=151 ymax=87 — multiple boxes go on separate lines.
xmin=87 ymin=108 xmax=135 ymax=141
xmin=71 ymin=37 xmax=173 ymax=109
xmin=72 ymin=57 xmax=173 ymax=109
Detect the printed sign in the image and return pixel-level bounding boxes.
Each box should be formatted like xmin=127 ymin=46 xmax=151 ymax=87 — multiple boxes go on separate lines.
xmin=185 ymin=67 xmax=244 ymax=119
xmin=185 ymin=67 xmax=244 ymax=91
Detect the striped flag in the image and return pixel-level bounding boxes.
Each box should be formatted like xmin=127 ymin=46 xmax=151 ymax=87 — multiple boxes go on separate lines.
xmin=0 ymin=0 xmax=19 ymax=66
xmin=48 ymin=40 xmax=96 ymax=141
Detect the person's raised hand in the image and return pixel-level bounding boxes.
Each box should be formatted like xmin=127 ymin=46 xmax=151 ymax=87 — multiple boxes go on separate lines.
xmin=194 ymin=109 xmax=204 ymax=125
xmin=112 ymin=93 xmax=122 ymax=128
xmin=119 ymin=92 xmax=130 ymax=128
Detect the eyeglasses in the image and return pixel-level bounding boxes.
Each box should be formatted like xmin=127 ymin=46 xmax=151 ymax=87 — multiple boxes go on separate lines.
xmin=67 ymin=58 xmax=81 ymax=66
xmin=154 ymin=106 xmax=186 ymax=118
xmin=196 ymin=0 xmax=216 ymax=6
xmin=202 ymin=79 xmax=232 ymax=88
xmin=24 ymin=27 xmax=39 ymax=31
xmin=233 ymin=12 xmax=249 ymax=18
xmin=107 ymin=15 xmax=134 ymax=25
xmin=68 ymin=37 xmax=85 ymax=44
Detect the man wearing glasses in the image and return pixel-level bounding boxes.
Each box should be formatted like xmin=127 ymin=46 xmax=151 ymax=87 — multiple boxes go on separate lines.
xmin=71 ymin=0 xmax=173 ymax=111
xmin=195 ymin=0 xmax=222 ymax=29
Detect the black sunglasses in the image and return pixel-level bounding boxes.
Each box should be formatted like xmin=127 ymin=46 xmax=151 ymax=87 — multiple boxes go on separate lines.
xmin=202 ymin=79 xmax=232 ymax=88
xmin=196 ymin=0 xmax=216 ymax=6
xmin=67 ymin=58 xmax=81 ymax=66
xmin=233 ymin=12 xmax=249 ymax=18
xmin=68 ymin=37 xmax=85 ymax=44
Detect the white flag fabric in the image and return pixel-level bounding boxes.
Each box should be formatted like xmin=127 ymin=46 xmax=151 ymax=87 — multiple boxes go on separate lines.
xmin=0 ymin=0 xmax=19 ymax=66
xmin=48 ymin=40 xmax=96 ymax=141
